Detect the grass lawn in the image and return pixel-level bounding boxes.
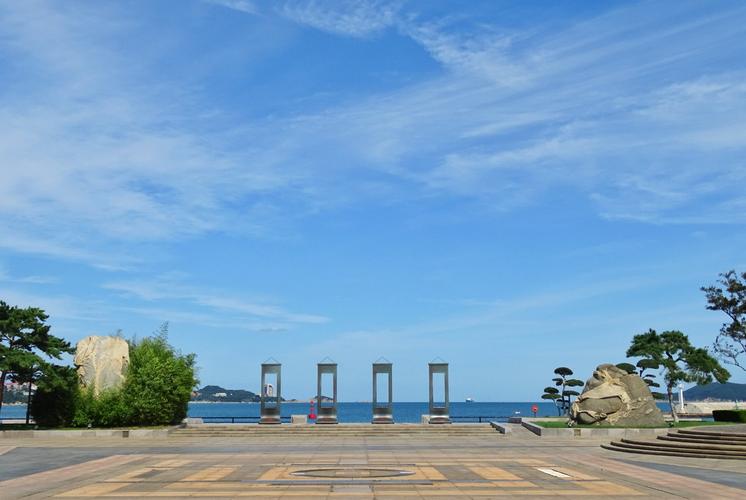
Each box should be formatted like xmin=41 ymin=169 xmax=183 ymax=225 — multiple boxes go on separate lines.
xmin=0 ymin=424 xmax=39 ymax=430
xmin=534 ymin=420 xmax=735 ymax=429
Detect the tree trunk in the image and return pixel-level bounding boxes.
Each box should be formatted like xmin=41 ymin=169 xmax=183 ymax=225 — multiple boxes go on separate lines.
xmin=25 ymin=373 xmax=33 ymax=425
xmin=667 ymin=386 xmax=678 ymax=423
xmin=0 ymin=370 xmax=6 ymax=421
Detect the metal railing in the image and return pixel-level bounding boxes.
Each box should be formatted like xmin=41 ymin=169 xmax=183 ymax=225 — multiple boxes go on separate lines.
xmin=189 ymin=415 xmax=510 ymax=423
xmin=450 ymin=415 xmax=510 ymax=423
xmin=191 ymin=416 xmax=291 ymax=423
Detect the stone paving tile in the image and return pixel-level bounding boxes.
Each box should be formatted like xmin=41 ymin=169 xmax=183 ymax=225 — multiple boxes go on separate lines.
xmin=0 ymin=433 xmax=744 ymax=498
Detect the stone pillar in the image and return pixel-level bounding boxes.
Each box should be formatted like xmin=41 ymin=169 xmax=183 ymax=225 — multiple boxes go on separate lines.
xmin=428 ymin=361 xmax=450 ymax=424
xmin=316 ymin=361 xmax=338 ymax=424
xmin=260 ymin=361 xmax=282 ymax=424
xmin=678 ymin=383 xmax=685 ymax=413
xmin=372 ymin=360 xmax=393 ymax=424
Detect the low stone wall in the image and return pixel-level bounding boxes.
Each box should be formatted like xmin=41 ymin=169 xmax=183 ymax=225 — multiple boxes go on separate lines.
xmin=490 ymin=422 xmax=510 ymax=434
xmin=681 ymin=401 xmax=742 ymax=415
xmin=521 ymin=419 xmax=669 ymax=438
xmin=0 ymin=428 xmax=173 ymax=439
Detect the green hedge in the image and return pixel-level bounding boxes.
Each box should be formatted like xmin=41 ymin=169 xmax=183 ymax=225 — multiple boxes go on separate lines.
xmin=29 ymin=365 xmax=80 ymax=427
xmin=712 ymin=409 xmax=746 ymax=423
xmin=31 ymin=328 xmax=197 ymax=428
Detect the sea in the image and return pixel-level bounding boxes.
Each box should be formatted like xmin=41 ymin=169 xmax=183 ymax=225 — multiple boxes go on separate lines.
xmin=1 ymin=401 xmax=676 ymax=423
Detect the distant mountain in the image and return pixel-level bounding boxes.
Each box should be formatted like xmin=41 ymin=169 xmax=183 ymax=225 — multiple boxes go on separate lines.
xmin=683 ymin=382 xmax=746 ymax=401
xmin=192 ymin=385 xmax=260 ymax=403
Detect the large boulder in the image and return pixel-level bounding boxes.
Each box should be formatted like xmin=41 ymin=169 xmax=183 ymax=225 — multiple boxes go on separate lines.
xmin=74 ymin=336 xmax=129 ymax=395
xmin=570 ymin=363 xmax=665 ymax=426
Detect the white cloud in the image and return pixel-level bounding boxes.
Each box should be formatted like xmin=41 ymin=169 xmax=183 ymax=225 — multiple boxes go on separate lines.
xmin=279 ymin=0 xmax=399 ymax=38
xmin=0 ymin=1 xmax=304 ymax=268
xmin=0 ymin=271 xmax=59 ymax=285
xmin=403 ymin=24 xmax=532 ymax=87
xmin=103 ymin=275 xmax=328 ymax=325
xmin=205 ymin=0 xmax=258 ymax=15
xmin=1 ymin=289 xmax=107 ymax=323
xmin=0 ymin=0 xmax=744 ymax=275
xmin=119 ymin=305 xmax=291 ymax=333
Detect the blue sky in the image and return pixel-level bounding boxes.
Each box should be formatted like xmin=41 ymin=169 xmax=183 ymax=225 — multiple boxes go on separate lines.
xmin=1 ymin=0 xmax=745 ymax=401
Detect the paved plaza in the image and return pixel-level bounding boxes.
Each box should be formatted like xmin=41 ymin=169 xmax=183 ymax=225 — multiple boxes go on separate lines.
xmin=1 ymin=425 xmax=745 ymax=499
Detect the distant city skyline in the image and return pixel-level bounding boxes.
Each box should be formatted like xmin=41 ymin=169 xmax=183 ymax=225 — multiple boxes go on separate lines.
xmin=1 ymin=0 xmax=745 ymax=400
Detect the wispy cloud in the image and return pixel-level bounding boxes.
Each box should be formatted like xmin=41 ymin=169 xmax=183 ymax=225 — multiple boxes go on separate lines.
xmin=1 ymin=288 xmax=108 ymax=323
xmin=0 ymin=263 xmax=58 ymax=285
xmin=270 ymin=2 xmax=746 ymax=222
xmin=103 ymin=274 xmax=328 ymax=325
xmin=279 ymin=0 xmax=399 ymax=38
xmin=1 ymin=0 xmax=745 ymax=276
xmin=205 ymin=0 xmax=258 ymax=15
xmin=118 ymin=305 xmax=291 ymax=333
xmin=0 ymin=1 xmax=303 ymax=268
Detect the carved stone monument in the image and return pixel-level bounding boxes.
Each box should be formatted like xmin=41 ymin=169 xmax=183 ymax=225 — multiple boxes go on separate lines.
xmin=372 ymin=359 xmax=394 ymax=424
xmin=316 ymin=359 xmax=338 ymax=424
xmin=570 ymin=363 xmax=665 ymax=427
xmin=74 ymin=336 xmax=129 ymax=395
xmin=260 ymin=360 xmax=282 ymax=424
xmin=428 ymin=360 xmax=450 ymax=424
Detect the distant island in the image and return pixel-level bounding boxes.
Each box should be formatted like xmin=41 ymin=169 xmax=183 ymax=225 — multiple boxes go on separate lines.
xmin=190 ymin=385 xmax=329 ymax=403
xmin=191 ymin=385 xmax=261 ymax=403
xmin=684 ymin=382 xmax=746 ymax=401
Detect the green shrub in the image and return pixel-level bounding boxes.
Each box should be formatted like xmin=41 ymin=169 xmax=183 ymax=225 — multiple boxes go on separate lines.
xmin=712 ymin=409 xmax=746 ymax=423
xmin=33 ymin=324 xmax=197 ymax=428
xmin=71 ymin=388 xmax=96 ymax=427
xmin=121 ymin=328 xmax=197 ymax=426
xmin=72 ymin=388 xmax=132 ymax=428
xmin=29 ymin=365 xmax=79 ymax=427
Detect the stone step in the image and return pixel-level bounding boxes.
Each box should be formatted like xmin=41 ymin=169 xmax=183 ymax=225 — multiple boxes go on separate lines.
xmin=603 ymin=426 xmax=746 ymax=460
xmin=169 ymin=432 xmax=494 ymax=439
xmin=177 ymin=425 xmax=493 ymax=431
xmin=182 ymin=423 xmax=492 ymax=427
xmin=677 ymin=427 xmax=746 ymax=437
xmin=170 ymin=424 xmax=499 ymax=438
xmin=171 ymin=430 xmax=497 ymax=436
xmin=181 ymin=425 xmax=493 ymax=427
xmin=612 ymin=441 xmax=746 ymax=457
xmin=601 ymin=441 xmax=746 ymax=460
xmin=622 ymin=438 xmax=746 ymax=453
xmin=171 ymin=430 xmax=496 ymax=434
xmin=658 ymin=434 xmax=746 ymax=447
xmin=673 ymin=429 xmax=746 ymax=441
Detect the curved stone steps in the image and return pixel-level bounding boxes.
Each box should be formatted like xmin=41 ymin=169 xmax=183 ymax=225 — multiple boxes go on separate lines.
xmin=603 ymin=427 xmax=746 ymax=460
xmin=601 ymin=442 xmax=746 ymax=460
xmin=658 ymin=434 xmax=746 ymax=446
xmin=620 ymin=438 xmax=746 ymax=455
xmin=674 ymin=429 xmax=746 ymax=441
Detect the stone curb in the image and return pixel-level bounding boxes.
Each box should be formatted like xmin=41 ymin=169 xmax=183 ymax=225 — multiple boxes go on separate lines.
xmin=0 ymin=426 xmax=179 ymax=439
xmin=521 ymin=419 xmax=670 ymax=438
xmin=489 ymin=421 xmax=510 ymax=434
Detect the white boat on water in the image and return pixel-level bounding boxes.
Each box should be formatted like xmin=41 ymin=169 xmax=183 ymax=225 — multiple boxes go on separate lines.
xmin=465 ymin=397 xmax=474 ymax=403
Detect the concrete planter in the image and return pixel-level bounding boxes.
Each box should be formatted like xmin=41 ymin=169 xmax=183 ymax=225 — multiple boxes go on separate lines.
xmin=1 ymin=427 xmax=174 ymax=439
xmin=521 ymin=419 xmax=669 ymax=438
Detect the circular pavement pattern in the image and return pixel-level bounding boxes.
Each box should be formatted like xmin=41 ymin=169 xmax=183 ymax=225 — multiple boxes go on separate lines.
xmin=291 ymin=467 xmax=414 ymax=479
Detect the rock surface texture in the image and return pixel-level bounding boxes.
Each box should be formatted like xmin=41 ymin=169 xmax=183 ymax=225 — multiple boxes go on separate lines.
xmin=74 ymin=336 xmax=129 ymax=395
xmin=570 ymin=363 xmax=665 ymax=426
